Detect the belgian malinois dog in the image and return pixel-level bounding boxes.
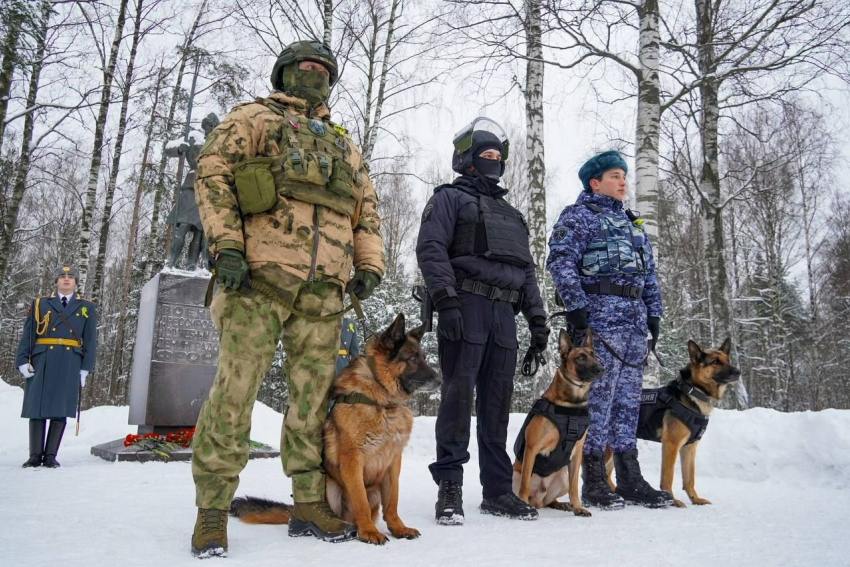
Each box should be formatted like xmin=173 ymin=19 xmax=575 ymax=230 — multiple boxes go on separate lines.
xmin=512 ymin=328 xmax=604 ymax=516
xmin=605 ymin=338 xmax=741 ymax=508
xmin=230 ymin=313 xmax=442 ymax=544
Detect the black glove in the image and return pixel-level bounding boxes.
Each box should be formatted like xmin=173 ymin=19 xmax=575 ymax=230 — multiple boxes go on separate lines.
xmin=215 ymin=249 xmax=249 ymax=289
xmin=648 ymin=316 xmax=661 ymax=350
xmin=566 ymin=308 xmax=588 ymax=331
xmin=346 ymin=270 xmax=381 ymax=300
xmin=438 ymin=308 xmax=463 ymax=341
xmin=528 ymin=316 xmax=550 ymax=354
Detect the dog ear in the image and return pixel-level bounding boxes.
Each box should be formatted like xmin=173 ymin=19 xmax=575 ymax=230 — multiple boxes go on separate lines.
xmin=558 ymin=329 xmax=572 ymax=357
xmin=381 ymin=313 xmax=406 ymax=348
xmin=719 ymin=337 xmax=732 ymax=356
xmin=408 ymin=324 xmax=425 ymax=342
xmin=687 ymin=340 xmax=703 ymax=364
xmin=584 ymin=327 xmax=594 ymax=349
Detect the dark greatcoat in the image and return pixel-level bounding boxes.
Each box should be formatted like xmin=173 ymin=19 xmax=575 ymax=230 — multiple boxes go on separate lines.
xmin=15 ymin=292 xmax=98 ymax=418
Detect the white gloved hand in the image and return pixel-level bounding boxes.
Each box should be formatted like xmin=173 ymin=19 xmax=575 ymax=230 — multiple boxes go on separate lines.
xmin=19 ymin=364 xmax=35 ymax=378
xmin=80 ymin=370 xmax=89 ymax=388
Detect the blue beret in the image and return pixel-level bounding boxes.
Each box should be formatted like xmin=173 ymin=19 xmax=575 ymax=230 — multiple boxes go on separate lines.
xmin=578 ymin=150 xmax=628 ymax=192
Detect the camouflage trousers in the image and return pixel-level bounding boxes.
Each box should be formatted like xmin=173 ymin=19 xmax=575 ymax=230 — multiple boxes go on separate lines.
xmin=581 ymin=328 xmax=647 ymax=453
xmin=192 ymin=270 xmax=343 ymax=509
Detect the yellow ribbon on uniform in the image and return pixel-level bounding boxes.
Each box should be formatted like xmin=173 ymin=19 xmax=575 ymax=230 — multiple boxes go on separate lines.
xmin=81 ymin=306 xmax=88 ymax=318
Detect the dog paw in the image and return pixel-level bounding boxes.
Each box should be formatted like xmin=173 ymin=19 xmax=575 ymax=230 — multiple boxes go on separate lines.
xmin=389 ymin=526 xmax=420 ymax=540
xmin=358 ymin=529 xmax=388 ymax=545
xmin=573 ymin=507 xmax=592 ymax=518
xmin=547 ymin=501 xmax=571 ymax=512
xmin=690 ymin=497 xmax=712 ymax=506
xmin=672 ymin=499 xmax=687 ymax=508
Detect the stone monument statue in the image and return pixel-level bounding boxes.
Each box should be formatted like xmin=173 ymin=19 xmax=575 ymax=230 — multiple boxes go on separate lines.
xmin=165 ymin=112 xmax=220 ymax=271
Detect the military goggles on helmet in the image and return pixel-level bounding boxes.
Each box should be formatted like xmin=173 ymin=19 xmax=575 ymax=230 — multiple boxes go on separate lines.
xmin=453 ymin=117 xmax=509 ymax=161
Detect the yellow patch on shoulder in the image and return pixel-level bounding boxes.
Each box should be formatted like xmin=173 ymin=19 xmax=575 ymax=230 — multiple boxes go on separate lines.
xmin=333 ymin=124 xmax=347 ymax=136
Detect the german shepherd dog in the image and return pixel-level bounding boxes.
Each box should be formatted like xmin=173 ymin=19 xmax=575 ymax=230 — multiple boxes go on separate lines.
xmin=605 ymin=338 xmax=740 ymax=508
xmin=230 ymin=313 xmax=442 ymax=545
xmin=512 ymin=329 xmax=604 ymax=516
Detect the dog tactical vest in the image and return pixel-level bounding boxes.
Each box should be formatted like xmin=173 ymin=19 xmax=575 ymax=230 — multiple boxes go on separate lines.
xmin=580 ymin=203 xmax=651 ymax=278
xmin=636 ymin=377 xmax=710 ymax=446
xmin=513 ymin=398 xmax=590 ymax=478
xmin=231 ymin=97 xmax=364 ymax=218
xmin=441 ymin=184 xmax=534 ymax=267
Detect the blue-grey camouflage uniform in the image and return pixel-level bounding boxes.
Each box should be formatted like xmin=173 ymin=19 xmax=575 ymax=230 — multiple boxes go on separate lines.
xmin=546 ymin=191 xmax=662 ymax=453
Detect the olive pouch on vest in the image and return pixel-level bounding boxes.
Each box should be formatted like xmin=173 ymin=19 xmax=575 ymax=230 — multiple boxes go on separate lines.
xmin=233 ymin=156 xmax=279 ymax=214
xmin=280 ymin=149 xmax=357 ymax=217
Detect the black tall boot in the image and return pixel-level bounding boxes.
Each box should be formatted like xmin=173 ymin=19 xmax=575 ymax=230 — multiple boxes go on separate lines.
xmin=42 ymin=420 xmax=66 ymax=468
xmin=581 ymin=450 xmax=625 ymax=510
xmin=22 ymin=419 xmax=46 ymax=468
xmin=613 ymin=449 xmax=673 ymax=508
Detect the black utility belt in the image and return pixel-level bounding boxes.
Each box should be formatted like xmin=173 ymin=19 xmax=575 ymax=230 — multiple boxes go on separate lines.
xmin=460 ymin=279 xmax=523 ymax=305
xmin=582 ymin=283 xmax=643 ymax=298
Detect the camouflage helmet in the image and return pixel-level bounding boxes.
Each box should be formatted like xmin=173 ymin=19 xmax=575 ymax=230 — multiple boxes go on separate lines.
xmin=271 ymin=40 xmax=339 ymax=91
xmin=52 ymin=265 xmax=80 ymax=282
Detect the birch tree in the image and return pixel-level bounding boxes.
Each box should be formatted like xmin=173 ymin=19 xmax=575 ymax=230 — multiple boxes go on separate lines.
xmin=74 ymin=0 xmax=129 ymax=294
xmin=90 ymin=0 xmax=147 ymax=302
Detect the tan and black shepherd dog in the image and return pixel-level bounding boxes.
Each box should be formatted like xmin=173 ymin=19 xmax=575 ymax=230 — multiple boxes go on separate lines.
xmin=230 ymin=313 xmax=441 ymax=545
xmin=512 ymin=328 xmax=604 ymax=516
xmin=605 ymin=338 xmax=741 ymax=508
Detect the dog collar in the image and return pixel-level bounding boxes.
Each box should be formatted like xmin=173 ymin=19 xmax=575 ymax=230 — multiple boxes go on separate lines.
xmin=674 ymin=373 xmax=713 ymax=404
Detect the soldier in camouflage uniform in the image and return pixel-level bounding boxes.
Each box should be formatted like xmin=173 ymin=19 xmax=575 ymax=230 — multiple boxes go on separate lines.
xmin=190 ymin=41 xmax=384 ymax=556
xmin=546 ymin=151 xmax=671 ymax=510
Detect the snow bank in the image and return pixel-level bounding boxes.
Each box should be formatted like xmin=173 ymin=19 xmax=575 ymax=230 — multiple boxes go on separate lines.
xmin=2 ymin=379 xmax=848 ymax=488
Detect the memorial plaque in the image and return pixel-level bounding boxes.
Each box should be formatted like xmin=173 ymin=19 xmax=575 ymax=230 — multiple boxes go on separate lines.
xmin=128 ymin=272 xmax=220 ymax=431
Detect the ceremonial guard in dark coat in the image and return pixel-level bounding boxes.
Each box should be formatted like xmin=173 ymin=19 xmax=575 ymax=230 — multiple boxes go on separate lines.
xmin=15 ymin=266 xmax=98 ymax=468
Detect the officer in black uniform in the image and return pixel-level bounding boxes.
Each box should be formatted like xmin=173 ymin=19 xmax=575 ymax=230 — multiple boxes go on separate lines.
xmin=416 ymin=118 xmax=549 ymax=524
xmin=15 ymin=266 xmax=98 ymax=468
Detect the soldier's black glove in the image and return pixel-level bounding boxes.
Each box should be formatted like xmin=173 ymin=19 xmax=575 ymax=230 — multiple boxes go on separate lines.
xmin=215 ymin=249 xmax=249 ymax=289
xmin=528 ymin=316 xmax=550 ymax=354
xmin=346 ymin=270 xmax=381 ymax=300
xmin=648 ymin=316 xmax=661 ymax=350
xmin=566 ymin=308 xmax=588 ymax=331
xmin=438 ymin=308 xmax=463 ymax=341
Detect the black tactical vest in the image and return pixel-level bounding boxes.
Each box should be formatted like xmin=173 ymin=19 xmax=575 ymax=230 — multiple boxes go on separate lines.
xmin=443 ymin=184 xmax=534 ymax=267
xmin=636 ymin=379 xmax=710 ymax=446
xmin=513 ymin=399 xmax=590 ymax=478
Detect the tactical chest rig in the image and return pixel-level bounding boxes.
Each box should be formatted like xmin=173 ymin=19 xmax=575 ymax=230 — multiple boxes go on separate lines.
xmin=513 ymin=398 xmax=590 ymax=477
xmin=636 ymin=373 xmax=710 ymax=445
xmin=580 ymin=203 xmax=651 ymax=298
xmin=232 ymin=98 xmax=365 ymax=221
xmin=442 ymin=184 xmax=534 ymax=268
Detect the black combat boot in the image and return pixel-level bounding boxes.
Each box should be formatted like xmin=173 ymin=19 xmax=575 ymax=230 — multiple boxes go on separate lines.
xmin=435 ymin=480 xmax=465 ymax=525
xmin=41 ymin=420 xmax=66 ymax=468
xmin=22 ymin=419 xmax=46 ymax=468
xmin=613 ymin=449 xmax=673 ymax=508
xmin=479 ymin=492 xmax=538 ymax=521
xmin=581 ymin=450 xmax=625 ymax=510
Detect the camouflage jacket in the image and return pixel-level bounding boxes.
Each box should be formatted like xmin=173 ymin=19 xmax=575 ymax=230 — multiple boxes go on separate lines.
xmin=546 ymin=192 xmax=662 ymax=333
xmin=195 ymin=91 xmax=384 ymax=288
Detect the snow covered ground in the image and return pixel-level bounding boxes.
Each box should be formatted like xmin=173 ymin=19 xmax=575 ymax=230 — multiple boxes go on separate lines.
xmin=1 ymin=379 xmax=849 ymax=567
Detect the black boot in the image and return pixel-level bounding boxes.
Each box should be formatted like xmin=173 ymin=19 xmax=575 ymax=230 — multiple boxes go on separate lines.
xmin=581 ymin=450 xmax=625 ymax=510
xmin=42 ymin=420 xmax=66 ymax=468
xmin=435 ymin=480 xmax=465 ymax=525
xmin=613 ymin=449 xmax=673 ymax=508
xmin=479 ymin=492 xmax=538 ymax=521
xmin=22 ymin=419 xmax=46 ymax=468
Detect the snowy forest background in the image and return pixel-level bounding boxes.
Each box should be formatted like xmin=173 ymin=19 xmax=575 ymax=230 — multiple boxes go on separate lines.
xmin=0 ymin=0 xmax=849 ymax=416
